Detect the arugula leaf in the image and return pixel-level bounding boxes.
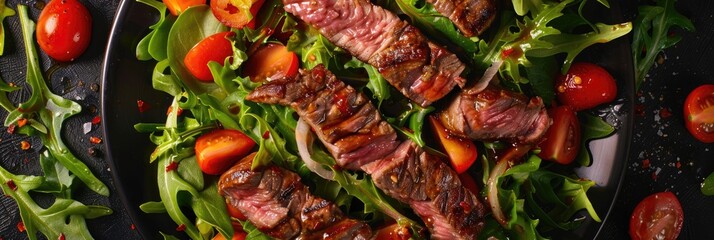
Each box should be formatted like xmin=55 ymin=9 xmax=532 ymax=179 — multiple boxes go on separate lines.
xmin=575 ymin=112 xmax=615 ymax=166
xmin=344 ymin=57 xmax=391 ymax=107
xmin=388 ymin=104 xmax=434 ymax=148
xmin=632 ymin=0 xmax=694 ymax=90
xmin=34 ymin=150 xmax=75 ymax=197
xmin=136 ymin=0 xmax=176 ymax=61
xmin=386 ymin=0 xmax=477 ymax=53
xmin=476 ymin=0 xmax=631 ymax=85
xmin=240 ymin=220 xmax=273 ymax=240
xmin=0 ymin=165 xmax=112 ymax=240
xmin=0 ymin=0 xmax=14 ymax=56
xmin=12 ymin=4 xmax=109 ymax=196
xmin=528 ymin=170 xmax=601 ymax=226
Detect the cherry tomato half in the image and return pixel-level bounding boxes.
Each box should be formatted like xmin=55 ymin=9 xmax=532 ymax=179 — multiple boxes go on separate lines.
xmin=684 ymin=84 xmax=714 ymax=143
xmin=164 ymin=0 xmax=206 ymax=16
xmin=373 ymin=223 xmax=411 ymax=240
xmin=195 ymin=129 xmax=256 ymax=175
xmin=537 ymin=106 xmax=580 ymax=165
xmin=556 ymin=62 xmax=617 ymax=111
xmin=629 ymin=192 xmax=684 ymax=240
xmin=211 ymin=0 xmax=266 ymax=29
xmin=36 ymin=0 xmax=92 ymax=62
xmin=184 ymin=31 xmax=234 ymax=82
xmin=428 ymin=116 xmax=478 ymax=174
xmin=243 ymin=43 xmax=299 ymax=82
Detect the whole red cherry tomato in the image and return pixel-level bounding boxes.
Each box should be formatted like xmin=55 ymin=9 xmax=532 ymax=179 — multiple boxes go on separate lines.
xmin=555 ymin=62 xmax=617 ymax=111
xmin=684 ymin=84 xmax=714 ymax=143
xmin=36 ymin=0 xmax=92 ymax=62
xmin=629 ymin=192 xmax=684 ymax=240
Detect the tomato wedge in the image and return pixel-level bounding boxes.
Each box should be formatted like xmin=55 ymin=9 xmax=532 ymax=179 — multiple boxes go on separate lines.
xmin=629 ymin=192 xmax=684 ymax=240
xmin=211 ymin=0 xmax=266 ymax=29
xmin=458 ymin=173 xmax=480 ymax=195
xmin=684 ymin=84 xmax=714 ymax=143
xmin=195 ymin=129 xmax=256 ymax=175
xmin=556 ymin=62 xmax=617 ymax=111
xmin=537 ymin=106 xmax=580 ymax=165
xmin=184 ymin=32 xmax=234 ymax=82
xmin=428 ymin=116 xmax=478 ymax=174
xmin=164 ymin=0 xmax=206 ymax=16
xmin=243 ymin=43 xmax=299 ymax=82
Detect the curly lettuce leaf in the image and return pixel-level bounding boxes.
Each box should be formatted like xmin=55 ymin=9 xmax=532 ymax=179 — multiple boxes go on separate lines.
xmin=632 ymin=0 xmax=694 ymax=90
xmin=344 ymin=57 xmax=391 ymax=107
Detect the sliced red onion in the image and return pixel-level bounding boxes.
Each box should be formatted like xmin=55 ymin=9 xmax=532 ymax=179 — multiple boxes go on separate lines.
xmin=296 ymin=118 xmax=334 ymax=180
xmin=487 ymin=158 xmax=509 ymax=226
xmin=467 ymin=60 xmax=503 ymax=94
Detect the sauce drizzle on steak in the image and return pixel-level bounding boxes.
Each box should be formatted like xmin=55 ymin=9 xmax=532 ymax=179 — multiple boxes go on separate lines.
xmin=426 ymin=0 xmax=497 ymax=37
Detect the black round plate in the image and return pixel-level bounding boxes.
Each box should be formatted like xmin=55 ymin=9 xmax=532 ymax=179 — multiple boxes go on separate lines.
xmin=101 ymin=0 xmax=634 ymax=239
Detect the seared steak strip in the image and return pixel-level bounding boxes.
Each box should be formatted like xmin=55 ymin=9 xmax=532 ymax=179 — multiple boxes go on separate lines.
xmin=426 ymin=0 xmax=497 ymax=37
xmin=283 ymin=0 xmax=466 ymax=107
xmin=218 ymin=153 xmax=372 ymax=239
xmin=246 ymin=65 xmax=400 ymax=170
xmin=362 ymin=140 xmax=485 ymax=239
xmin=249 ymin=66 xmax=487 ymax=239
xmin=439 ymin=85 xmax=551 ymax=144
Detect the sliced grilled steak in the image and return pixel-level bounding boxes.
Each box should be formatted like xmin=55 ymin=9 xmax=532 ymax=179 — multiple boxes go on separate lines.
xmin=218 ymin=153 xmax=372 ymax=239
xmin=246 ymin=65 xmax=400 ymax=170
xmin=362 ymin=140 xmax=486 ymax=239
xmin=283 ymin=0 xmax=466 ymax=106
xmin=439 ymin=85 xmax=551 ymax=144
xmin=427 ymin=0 xmax=497 ymax=37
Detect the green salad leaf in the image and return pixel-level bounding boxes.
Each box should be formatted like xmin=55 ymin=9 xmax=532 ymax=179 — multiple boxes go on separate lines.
xmin=632 ymin=0 xmax=694 ymax=90
xmin=703 ymin=172 xmax=714 ymax=196
xmin=0 ymin=165 xmax=112 ymax=240
xmin=576 ymin=112 xmax=616 ymax=166
xmin=136 ymin=0 xmax=176 ymax=61
xmin=0 ymin=0 xmax=14 ymax=56
xmin=9 ymin=4 xmax=109 ymax=196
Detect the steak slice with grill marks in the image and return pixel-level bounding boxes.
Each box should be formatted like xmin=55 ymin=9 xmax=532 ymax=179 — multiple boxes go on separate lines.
xmin=362 ymin=140 xmax=486 ymax=239
xmin=438 ymin=85 xmax=551 ymax=144
xmin=426 ymin=0 xmax=497 ymax=37
xmin=246 ymin=65 xmax=400 ymax=170
xmin=283 ymin=0 xmax=466 ymax=107
xmin=218 ymin=153 xmax=372 ymax=239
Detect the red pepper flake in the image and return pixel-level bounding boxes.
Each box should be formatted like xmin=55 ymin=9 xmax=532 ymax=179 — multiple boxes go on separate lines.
xmin=165 ymin=161 xmax=179 ymax=172
xmin=659 ymin=108 xmax=672 ymax=119
xmin=17 ymin=118 xmax=27 ymax=127
xmin=58 ymin=233 xmax=65 ymax=240
xmin=91 ymin=116 xmax=101 ymax=125
xmin=262 ymin=131 xmax=270 ymax=139
xmin=166 ymin=106 xmax=184 ymax=116
xmin=20 ymin=141 xmax=31 ymax=151
xmin=176 ymin=224 xmax=186 ymax=232
xmin=137 ymin=100 xmax=149 ymax=113
xmin=501 ymin=48 xmax=515 ymax=59
xmin=641 ymin=159 xmax=650 ymax=169
xmin=89 ymin=136 xmax=103 ymax=144
xmin=6 ymin=124 xmax=16 ymax=134
xmin=635 ymin=104 xmax=645 ymax=117
xmin=16 ymin=221 xmax=25 ymax=233
xmin=6 ymin=180 xmax=17 ymax=191
xmin=130 ymin=224 xmax=136 ymax=230
xmin=676 ymin=161 xmax=682 ymax=169
xmin=651 ymin=172 xmax=658 ymax=181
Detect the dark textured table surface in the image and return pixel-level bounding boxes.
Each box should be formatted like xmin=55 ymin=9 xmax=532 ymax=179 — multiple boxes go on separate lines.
xmin=0 ymin=0 xmax=713 ymax=239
